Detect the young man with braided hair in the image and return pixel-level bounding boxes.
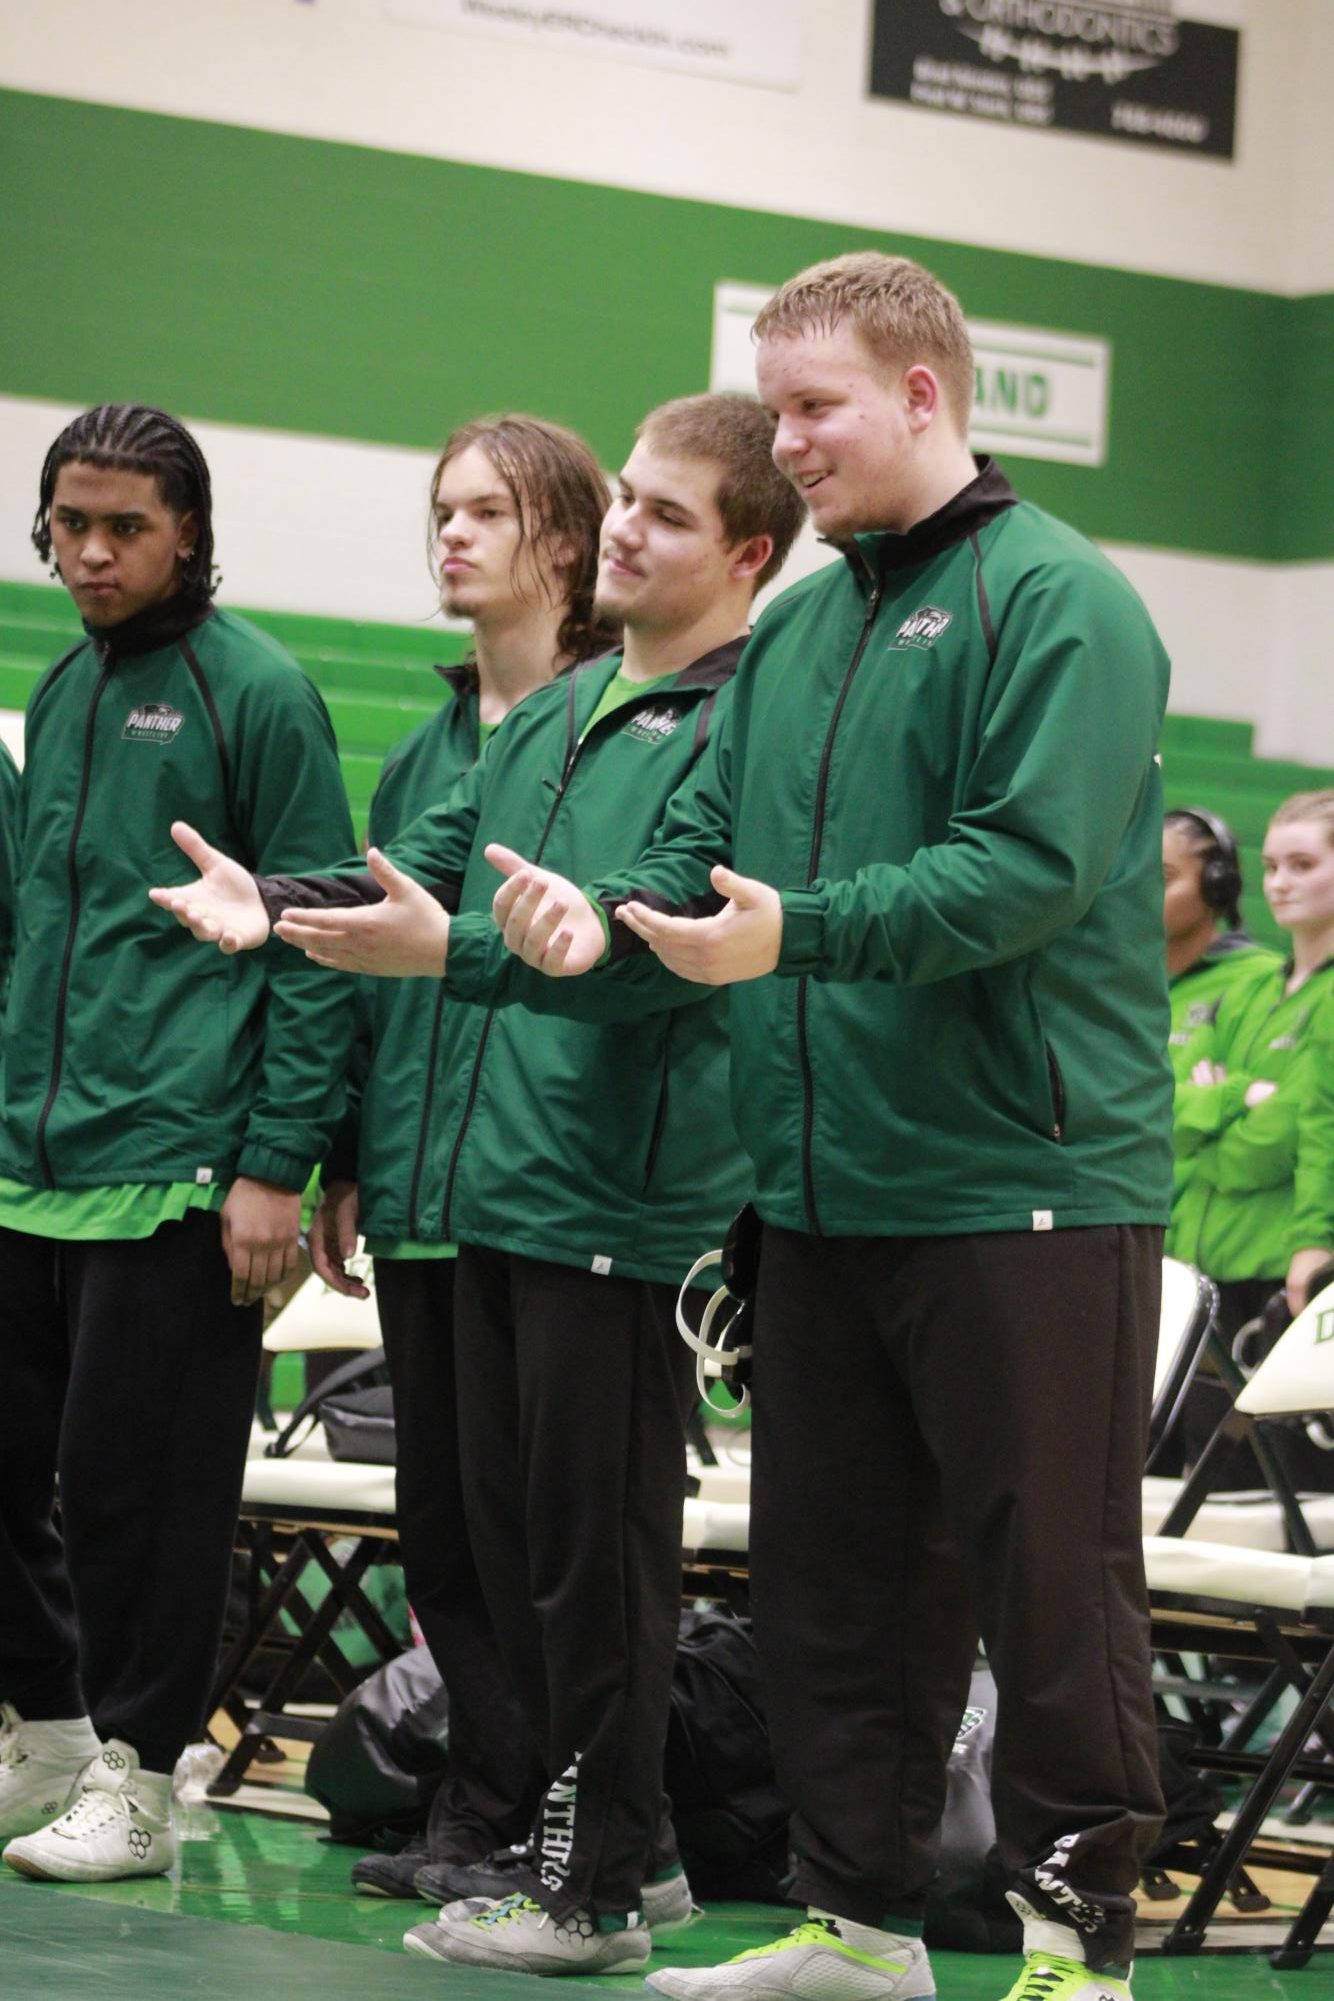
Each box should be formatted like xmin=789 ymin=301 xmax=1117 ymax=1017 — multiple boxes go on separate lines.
xmin=489 ymin=255 xmax=1174 ymax=2001
xmin=152 ymin=392 xmax=806 ymax=1972
xmin=0 ymin=404 xmax=354 ymax=1883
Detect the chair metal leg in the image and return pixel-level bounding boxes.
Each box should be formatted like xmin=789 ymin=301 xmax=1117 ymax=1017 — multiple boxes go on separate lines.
xmin=207 ymin=1534 xmax=380 ymax=1796
xmin=1270 ymin=1846 xmax=1334 ymax=1969
xmin=1159 ymin=1636 xmax=1334 ymax=1953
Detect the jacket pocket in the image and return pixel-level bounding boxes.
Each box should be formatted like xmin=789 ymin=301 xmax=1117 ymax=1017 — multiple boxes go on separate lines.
xmin=642 ymin=1058 xmax=671 ymax=1191
xmin=1044 ymin=1040 xmax=1066 ymax=1144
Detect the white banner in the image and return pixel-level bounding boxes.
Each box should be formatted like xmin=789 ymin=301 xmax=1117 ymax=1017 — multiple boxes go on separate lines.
xmin=711 ymin=285 xmax=1111 ymax=469
xmin=968 ymin=319 xmax=1110 ymax=467
xmin=386 ymin=0 xmax=802 ymax=91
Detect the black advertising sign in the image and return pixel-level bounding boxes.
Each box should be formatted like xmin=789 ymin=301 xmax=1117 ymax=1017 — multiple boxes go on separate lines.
xmin=868 ymin=2 xmax=1240 ymax=161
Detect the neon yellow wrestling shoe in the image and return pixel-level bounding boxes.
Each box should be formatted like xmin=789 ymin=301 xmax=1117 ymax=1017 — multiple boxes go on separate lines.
xmin=998 ymin=1952 xmax=1133 ymax=2001
xmin=645 ymin=1917 xmax=935 ymax=2001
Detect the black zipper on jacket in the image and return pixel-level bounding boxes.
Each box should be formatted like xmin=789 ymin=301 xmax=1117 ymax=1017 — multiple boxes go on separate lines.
xmin=439 ymin=672 xmax=582 ymax=1241
xmin=642 ymin=1022 xmax=673 ymax=1191
xmin=797 ymin=567 xmax=882 ymax=1235
xmin=403 ymin=709 xmax=482 ymax=1239
xmin=1045 ymin=1041 xmax=1066 ymax=1143
xmin=35 ymin=651 xmax=117 ymax=1188
xmin=406 ymin=983 xmax=450 ymax=1237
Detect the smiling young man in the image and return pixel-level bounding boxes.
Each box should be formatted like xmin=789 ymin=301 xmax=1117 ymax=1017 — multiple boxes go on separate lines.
xmin=311 ymin=414 xmax=617 ymax=1903
xmin=487 ymin=255 xmax=1175 ymax=2001
xmin=151 ymin=392 xmax=806 ymax=1973
xmin=0 ymin=404 xmax=353 ymax=1884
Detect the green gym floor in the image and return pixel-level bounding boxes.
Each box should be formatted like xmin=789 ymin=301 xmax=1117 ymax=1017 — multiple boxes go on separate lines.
xmin=0 ymin=1807 xmax=1325 ymax=2001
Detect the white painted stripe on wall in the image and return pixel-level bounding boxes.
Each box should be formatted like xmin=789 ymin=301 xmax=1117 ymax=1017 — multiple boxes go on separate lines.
xmin=0 ymin=0 xmax=1328 ymax=295
xmin=2 ymin=395 xmax=1330 ymax=766
xmin=0 ymin=395 xmax=462 ymax=635
xmin=1103 ymin=545 xmax=1334 ymax=763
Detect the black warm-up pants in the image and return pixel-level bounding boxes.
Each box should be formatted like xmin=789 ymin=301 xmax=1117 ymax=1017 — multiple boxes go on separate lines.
xmin=0 ymin=1213 xmax=262 ymax=1776
xmin=372 ymin=1256 xmax=544 ymax=1862
xmin=452 ymin=1246 xmax=696 ymax=1919
xmin=750 ymin=1223 xmax=1165 ymax=1973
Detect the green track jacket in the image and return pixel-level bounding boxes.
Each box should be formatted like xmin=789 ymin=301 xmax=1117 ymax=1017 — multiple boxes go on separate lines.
xmin=0 ymin=739 xmax=19 ymax=1010
xmin=1169 ymin=935 xmax=1281 ymax=1084
xmin=1169 ymin=955 xmax=1334 ymax=1281
xmin=0 ymin=598 xmax=354 ymax=1193
xmin=1291 ymin=1007 xmax=1334 ymax=1259
xmin=588 ymin=460 xmax=1174 ymax=1238
xmin=1167 ymin=933 xmax=1281 ymax=1228
xmin=330 ymin=665 xmax=482 ymax=1237
xmin=262 ymin=644 xmax=750 ymax=1281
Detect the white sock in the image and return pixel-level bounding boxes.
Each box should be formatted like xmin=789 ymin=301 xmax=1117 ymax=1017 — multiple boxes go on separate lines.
xmin=19 ymin=1715 xmax=101 ymax=1761
xmin=808 ymin=1909 xmax=922 ymax=1956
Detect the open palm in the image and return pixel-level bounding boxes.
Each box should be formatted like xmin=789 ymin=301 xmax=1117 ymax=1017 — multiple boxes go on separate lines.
xmin=148 ymin=820 xmax=270 ymax=953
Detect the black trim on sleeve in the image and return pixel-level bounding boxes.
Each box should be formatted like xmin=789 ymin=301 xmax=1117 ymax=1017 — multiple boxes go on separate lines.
xmin=179 ymin=635 xmax=247 ymax=863
xmin=255 ymin=871 xmax=462 ymax=924
xmin=969 ymin=531 xmax=998 ymax=666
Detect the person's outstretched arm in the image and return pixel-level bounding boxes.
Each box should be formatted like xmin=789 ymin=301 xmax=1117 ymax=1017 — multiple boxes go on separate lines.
xmin=150 ymin=757 xmax=491 ymax=970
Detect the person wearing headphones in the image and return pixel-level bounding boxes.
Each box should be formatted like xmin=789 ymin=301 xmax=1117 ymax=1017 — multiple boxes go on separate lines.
xmin=1163 ymin=808 xmax=1277 ymax=1091
xmin=1163 ymin=808 xmax=1279 ymax=1266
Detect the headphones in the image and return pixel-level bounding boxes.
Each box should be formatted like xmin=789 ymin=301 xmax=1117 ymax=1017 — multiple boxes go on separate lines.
xmin=1168 ymin=806 xmax=1243 ymax=924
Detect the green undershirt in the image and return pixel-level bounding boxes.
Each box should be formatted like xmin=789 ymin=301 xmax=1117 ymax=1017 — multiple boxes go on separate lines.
xmin=0 ymin=1176 xmax=227 ymax=1242
xmin=580 ymin=666 xmax=676 ymax=741
xmin=365 ymin=1236 xmax=458 ymax=1261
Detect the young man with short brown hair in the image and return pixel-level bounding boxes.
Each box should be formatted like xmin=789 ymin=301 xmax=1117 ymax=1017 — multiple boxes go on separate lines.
xmin=153 ymin=392 xmax=806 ymax=1974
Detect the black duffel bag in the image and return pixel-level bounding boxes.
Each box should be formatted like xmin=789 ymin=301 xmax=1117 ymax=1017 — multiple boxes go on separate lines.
xmin=663 ymin=1608 xmax=792 ymax=1902
xmin=319 ymin=1383 xmax=396 ymax=1464
xmin=304 ymin=1643 xmax=450 ymax=1843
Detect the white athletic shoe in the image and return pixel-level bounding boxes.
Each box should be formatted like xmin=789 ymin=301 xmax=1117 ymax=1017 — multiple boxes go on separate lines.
xmin=1000 ymin=1898 xmax=1133 ymax=2001
xmin=0 ymin=1705 xmax=101 ymax=1840
xmin=644 ymin=1867 xmax=703 ymax=1933
xmin=2 ymin=1739 xmax=175 ymax=1882
xmin=404 ymin=1892 xmax=652 ymax=1974
xmin=645 ymin=1917 xmax=935 ymax=2001
xmin=436 ymin=1868 xmax=699 ymax=1935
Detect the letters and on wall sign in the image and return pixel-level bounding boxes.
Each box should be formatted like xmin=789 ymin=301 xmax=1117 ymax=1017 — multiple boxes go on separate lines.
xmin=387 ymin=0 xmax=802 ymax=91
xmin=711 ymin=284 xmax=1112 ymax=470
xmin=867 ymin=0 xmax=1240 ymax=161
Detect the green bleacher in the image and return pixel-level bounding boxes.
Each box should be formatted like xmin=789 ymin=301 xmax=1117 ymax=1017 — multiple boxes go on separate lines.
xmin=1159 ymin=715 xmax=1334 ymax=949
xmin=2 ymin=578 xmax=1330 ymax=947
xmin=0 ymin=579 xmax=470 ymax=836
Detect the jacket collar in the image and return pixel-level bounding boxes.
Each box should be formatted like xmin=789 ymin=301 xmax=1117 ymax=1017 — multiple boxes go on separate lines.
xmin=671 ymin=636 xmax=748 ymax=690
xmin=437 ymin=635 xmax=746 ymax=711
xmin=87 ymin=591 xmax=215 ymax=660
xmin=435 ymin=660 xmax=477 ymax=698
xmin=838 ymin=456 xmax=1019 ymax=581
xmin=576 ymin=636 xmax=747 ymax=700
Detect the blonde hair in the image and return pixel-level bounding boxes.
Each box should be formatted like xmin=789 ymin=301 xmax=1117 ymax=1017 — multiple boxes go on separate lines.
xmin=1270 ymin=790 xmax=1334 ymax=845
xmin=753 ymin=251 xmax=974 ymax=431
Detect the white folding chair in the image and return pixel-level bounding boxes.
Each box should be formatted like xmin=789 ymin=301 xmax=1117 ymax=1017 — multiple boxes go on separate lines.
xmin=1143 ymin=1279 xmax=1334 ymax=1960
xmin=1145 ymin=1256 xmax=1218 ymax=1471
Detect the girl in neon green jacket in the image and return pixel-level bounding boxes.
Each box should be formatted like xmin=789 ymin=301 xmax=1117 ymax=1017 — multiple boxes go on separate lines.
xmin=1170 ymin=790 xmax=1334 ymax=1305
